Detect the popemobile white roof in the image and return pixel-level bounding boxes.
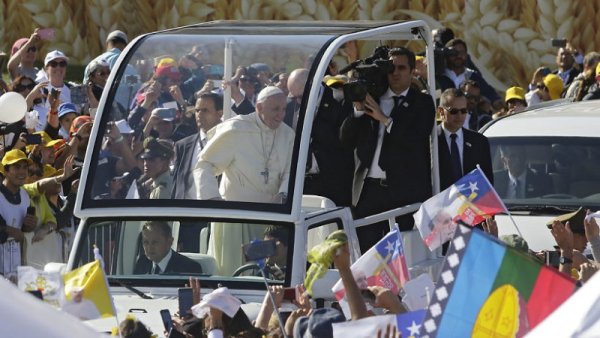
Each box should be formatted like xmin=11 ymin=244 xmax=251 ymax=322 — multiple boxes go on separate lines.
xmin=483 ymin=100 xmax=600 ymax=138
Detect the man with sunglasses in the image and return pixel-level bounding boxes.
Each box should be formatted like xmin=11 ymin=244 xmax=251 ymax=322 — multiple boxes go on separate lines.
xmin=32 ymin=50 xmax=72 ymax=132
xmin=436 ymin=39 xmax=501 ymax=110
xmin=7 ymin=29 xmax=40 ymax=81
xmin=437 ymin=88 xmax=493 ymax=190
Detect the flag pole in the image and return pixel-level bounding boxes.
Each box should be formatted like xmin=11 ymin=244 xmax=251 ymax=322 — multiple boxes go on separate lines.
xmin=258 ymin=264 xmax=288 ymax=338
xmin=475 ymin=165 xmax=524 ymax=238
xmin=94 ymin=245 xmax=122 ymax=338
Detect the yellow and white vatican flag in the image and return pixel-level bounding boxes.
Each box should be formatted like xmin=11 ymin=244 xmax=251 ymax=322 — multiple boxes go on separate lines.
xmin=62 ymin=247 xmax=116 ymax=320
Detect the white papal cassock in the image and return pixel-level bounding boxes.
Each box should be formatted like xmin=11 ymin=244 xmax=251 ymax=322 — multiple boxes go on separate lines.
xmin=193 ymin=111 xmax=294 ymax=275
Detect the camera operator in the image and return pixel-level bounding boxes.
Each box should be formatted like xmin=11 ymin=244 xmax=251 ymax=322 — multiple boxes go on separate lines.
xmin=340 ymin=47 xmax=435 ymax=252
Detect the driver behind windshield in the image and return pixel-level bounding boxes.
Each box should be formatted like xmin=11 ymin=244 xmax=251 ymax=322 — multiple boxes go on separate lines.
xmin=134 ymin=221 xmax=202 ymax=275
xmin=263 ymin=225 xmax=288 ymax=280
xmin=494 ymin=145 xmax=552 ymax=199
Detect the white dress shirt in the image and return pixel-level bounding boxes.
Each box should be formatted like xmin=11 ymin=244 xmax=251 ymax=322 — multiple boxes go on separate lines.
xmin=153 ymin=249 xmax=173 ymax=274
xmin=441 ymin=126 xmax=464 ymax=166
xmin=444 ymin=68 xmax=467 ymax=88
xmin=367 ymin=87 xmax=409 ymax=179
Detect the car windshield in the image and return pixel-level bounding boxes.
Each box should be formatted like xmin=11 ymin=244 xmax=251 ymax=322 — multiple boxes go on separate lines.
xmin=73 ymin=218 xmax=293 ymax=287
xmin=490 ymin=136 xmax=600 ymax=209
xmin=82 ymin=30 xmax=334 ymax=210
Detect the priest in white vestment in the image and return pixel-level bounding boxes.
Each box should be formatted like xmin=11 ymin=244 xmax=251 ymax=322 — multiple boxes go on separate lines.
xmin=193 ymin=86 xmax=294 ymax=275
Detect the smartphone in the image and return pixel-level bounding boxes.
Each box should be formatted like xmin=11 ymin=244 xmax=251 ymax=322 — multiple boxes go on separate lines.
xmin=38 ymin=28 xmax=56 ymax=41
xmin=160 ymin=309 xmax=173 ymax=332
xmin=551 ymin=38 xmax=567 ymax=48
xmin=177 ymin=287 xmax=194 ymax=317
xmin=24 ymin=134 xmax=42 ymax=145
xmin=545 ymin=251 xmax=560 ymax=267
xmin=157 ymin=107 xmax=177 ymax=120
xmin=50 ymin=88 xmax=61 ymax=100
xmin=283 ymin=287 xmax=296 ymax=301
xmin=242 ymin=239 xmax=276 ymax=262
xmin=360 ymin=289 xmax=376 ymax=305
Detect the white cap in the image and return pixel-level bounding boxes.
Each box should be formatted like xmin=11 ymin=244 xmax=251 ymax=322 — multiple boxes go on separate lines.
xmin=106 ymin=30 xmax=128 ymax=44
xmin=256 ymin=86 xmax=284 ymax=103
xmin=44 ymin=50 xmax=68 ymax=66
xmin=115 ymin=119 xmax=134 ymax=134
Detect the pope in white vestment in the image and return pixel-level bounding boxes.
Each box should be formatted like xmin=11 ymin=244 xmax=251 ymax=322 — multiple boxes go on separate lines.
xmin=193 ymin=86 xmax=294 ymax=275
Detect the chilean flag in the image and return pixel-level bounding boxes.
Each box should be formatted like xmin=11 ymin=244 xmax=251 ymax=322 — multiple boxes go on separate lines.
xmin=332 ymin=228 xmax=409 ymax=301
xmin=414 ymin=166 xmax=508 ymax=251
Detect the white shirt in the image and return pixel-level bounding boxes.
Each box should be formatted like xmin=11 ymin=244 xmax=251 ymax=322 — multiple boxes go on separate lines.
xmin=444 ymin=68 xmax=467 ymax=88
xmin=367 ymin=87 xmax=409 ymax=179
xmin=441 ymin=126 xmax=464 ymax=166
xmin=154 ymin=249 xmax=173 ymax=273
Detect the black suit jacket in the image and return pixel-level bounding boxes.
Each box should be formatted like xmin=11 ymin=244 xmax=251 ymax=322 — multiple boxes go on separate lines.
xmin=133 ymin=250 xmax=203 ymax=274
xmin=494 ymin=169 xmax=552 ymax=199
xmin=340 ymin=87 xmax=435 ymax=205
xmin=171 ymin=133 xmax=201 ymax=199
xmin=232 ymin=98 xmax=254 ymax=115
xmin=437 ymin=125 xmax=493 ymax=190
xmin=305 ymin=86 xmax=354 ymax=206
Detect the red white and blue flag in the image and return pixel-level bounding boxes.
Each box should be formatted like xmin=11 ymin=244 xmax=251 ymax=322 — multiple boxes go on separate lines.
xmin=414 ymin=166 xmax=508 ymax=250
xmin=331 ymin=228 xmax=409 ymax=301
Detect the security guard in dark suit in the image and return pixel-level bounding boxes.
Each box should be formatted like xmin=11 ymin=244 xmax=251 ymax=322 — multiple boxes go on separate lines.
xmin=340 ymin=47 xmax=436 ymax=252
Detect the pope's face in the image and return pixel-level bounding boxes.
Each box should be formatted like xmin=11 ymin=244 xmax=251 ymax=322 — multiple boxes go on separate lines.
xmin=142 ymin=227 xmax=173 ymax=263
xmin=257 ymin=93 xmax=287 ymax=130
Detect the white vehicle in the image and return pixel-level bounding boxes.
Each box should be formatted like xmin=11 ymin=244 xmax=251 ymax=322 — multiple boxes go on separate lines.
xmin=68 ymin=20 xmax=444 ymax=335
xmin=482 ymin=100 xmax=600 ymax=252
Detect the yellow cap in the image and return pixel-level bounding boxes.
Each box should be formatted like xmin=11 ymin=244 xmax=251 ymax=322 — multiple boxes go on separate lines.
xmin=416 ymin=55 xmax=425 ymax=62
xmin=42 ymin=164 xmax=63 ymax=178
xmin=596 ymin=62 xmax=600 ymax=76
xmin=1 ymin=149 xmax=33 ymax=167
xmin=156 ymin=57 xmax=177 ymax=68
xmin=505 ymin=86 xmax=526 ymax=103
xmin=543 ymin=74 xmax=564 ymax=100
xmin=325 ymin=75 xmax=347 ymax=87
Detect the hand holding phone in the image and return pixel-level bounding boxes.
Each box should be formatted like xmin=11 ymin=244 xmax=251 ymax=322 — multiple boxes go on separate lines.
xmin=242 ymin=239 xmax=276 ymax=262
xmin=24 ymin=134 xmax=42 ymax=145
xmin=50 ymin=88 xmax=61 ymax=100
xmin=283 ymin=287 xmax=297 ymax=301
xmin=160 ymin=309 xmax=173 ymax=332
xmin=177 ymin=288 xmax=194 ymax=318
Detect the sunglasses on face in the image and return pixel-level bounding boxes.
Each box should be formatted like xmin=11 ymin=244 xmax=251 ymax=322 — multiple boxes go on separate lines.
xmin=444 ymin=107 xmax=468 ymax=115
xmin=27 ymin=46 xmax=37 ymax=53
xmin=48 ymin=60 xmax=67 ymax=68
xmin=15 ymin=83 xmax=35 ymax=92
xmin=95 ymin=71 xmax=110 ymax=77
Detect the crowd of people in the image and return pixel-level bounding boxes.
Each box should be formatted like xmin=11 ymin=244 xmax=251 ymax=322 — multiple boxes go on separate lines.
xmin=1 ymin=24 xmax=600 ymax=337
